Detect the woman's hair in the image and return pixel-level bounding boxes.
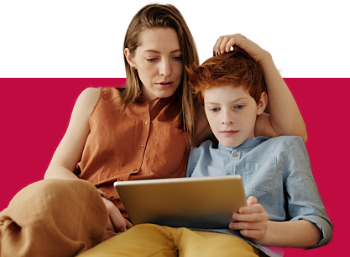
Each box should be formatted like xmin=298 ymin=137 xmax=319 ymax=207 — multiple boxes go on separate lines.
xmin=120 ymin=4 xmax=200 ymax=146
xmin=187 ymin=49 xmax=267 ymax=105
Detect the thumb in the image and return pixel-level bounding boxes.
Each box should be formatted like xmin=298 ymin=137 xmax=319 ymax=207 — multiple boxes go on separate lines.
xmin=247 ymin=196 xmax=257 ymax=206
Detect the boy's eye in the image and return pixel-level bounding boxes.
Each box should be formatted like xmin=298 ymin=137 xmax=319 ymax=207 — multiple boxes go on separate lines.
xmin=234 ymin=105 xmax=244 ymax=110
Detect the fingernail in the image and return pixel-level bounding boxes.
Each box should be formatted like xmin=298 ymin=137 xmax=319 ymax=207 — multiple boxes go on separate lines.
xmin=213 ymin=51 xmax=216 ymax=56
xmin=216 ymin=52 xmax=219 ymax=56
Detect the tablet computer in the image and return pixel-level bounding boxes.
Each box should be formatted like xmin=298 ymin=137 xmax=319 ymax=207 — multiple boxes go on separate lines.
xmin=114 ymin=175 xmax=246 ymax=229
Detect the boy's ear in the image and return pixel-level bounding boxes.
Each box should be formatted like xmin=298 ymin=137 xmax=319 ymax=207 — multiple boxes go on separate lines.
xmin=124 ymin=48 xmax=137 ymax=69
xmin=257 ymin=92 xmax=268 ymax=115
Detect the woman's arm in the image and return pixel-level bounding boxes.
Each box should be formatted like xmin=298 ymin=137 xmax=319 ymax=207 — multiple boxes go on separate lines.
xmin=44 ymin=87 xmax=128 ymax=232
xmin=213 ymin=34 xmax=307 ymax=141
xmin=44 ymin=87 xmax=100 ymax=180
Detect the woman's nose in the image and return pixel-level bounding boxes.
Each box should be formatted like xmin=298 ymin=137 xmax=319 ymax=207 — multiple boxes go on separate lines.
xmin=159 ymin=60 xmax=172 ymax=77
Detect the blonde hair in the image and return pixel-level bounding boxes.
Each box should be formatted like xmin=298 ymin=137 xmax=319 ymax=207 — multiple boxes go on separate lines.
xmin=120 ymin=4 xmax=200 ymax=146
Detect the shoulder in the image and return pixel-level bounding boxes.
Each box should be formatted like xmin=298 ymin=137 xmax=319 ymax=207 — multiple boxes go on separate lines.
xmin=78 ymin=87 xmax=100 ymax=103
xmin=74 ymin=87 xmax=101 ymax=119
xmin=189 ymin=140 xmax=217 ymax=161
xmin=263 ymin=136 xmax=305 ymax=149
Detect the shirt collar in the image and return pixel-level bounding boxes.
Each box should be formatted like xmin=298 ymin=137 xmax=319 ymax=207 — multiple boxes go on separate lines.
xmin=136 ymin=89 xmax=180 ymax=106
xmin=218 ymin=136 xmax=269 ymax=151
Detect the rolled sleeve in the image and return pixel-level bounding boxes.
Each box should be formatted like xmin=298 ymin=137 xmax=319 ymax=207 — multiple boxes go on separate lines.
xmin=284 ymin=137 xmax=333 ymax=247
xmin=290 ymin=215 xmax=332 ymax=248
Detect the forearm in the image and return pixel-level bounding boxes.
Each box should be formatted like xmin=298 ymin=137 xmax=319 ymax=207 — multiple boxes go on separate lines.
xmin=257 ymin=53 xmax=307 ymax=141
xmin=254 ymin=220 xmax=322 ymax=248
xmin=44 ymin=166 xmax=79 ymax=180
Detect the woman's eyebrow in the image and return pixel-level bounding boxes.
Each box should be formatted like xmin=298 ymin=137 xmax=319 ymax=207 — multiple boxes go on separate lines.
xmin=143 ymin=49 xmax=181 ymax=54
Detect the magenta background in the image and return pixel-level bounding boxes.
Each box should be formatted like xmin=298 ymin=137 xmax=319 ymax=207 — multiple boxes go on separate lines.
xmin=0 ymin=78 xmax=348 ymax=255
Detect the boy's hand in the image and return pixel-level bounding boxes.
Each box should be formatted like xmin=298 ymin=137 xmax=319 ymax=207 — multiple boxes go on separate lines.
xmin=229 ymin=196 xmax=269 ymax=241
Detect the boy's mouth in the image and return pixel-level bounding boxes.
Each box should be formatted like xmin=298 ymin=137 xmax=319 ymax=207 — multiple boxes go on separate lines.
xmin=220 ymin=130 xmax=239 ymax=135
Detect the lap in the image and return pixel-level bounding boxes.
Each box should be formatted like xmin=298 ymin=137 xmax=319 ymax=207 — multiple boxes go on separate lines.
xmin=78 ymin=224 xmax=259 ymax=257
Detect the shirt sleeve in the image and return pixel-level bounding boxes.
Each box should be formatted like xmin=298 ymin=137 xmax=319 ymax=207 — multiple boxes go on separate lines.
xmin=186 ymin=146 xmax=202 ymax=177
xmin=283 ymin=137 xmax=333 ymax=248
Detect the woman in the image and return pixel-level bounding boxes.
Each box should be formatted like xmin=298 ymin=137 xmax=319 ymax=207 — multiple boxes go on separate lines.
xmin=0 ymin=4 xmax=306 ymax=257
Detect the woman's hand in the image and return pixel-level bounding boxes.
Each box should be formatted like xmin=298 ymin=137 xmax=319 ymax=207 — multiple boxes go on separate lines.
xmin=213 ymin=34 xmax=270 ymax=64
xmin=101 ymin=197 xmax=132 ymax=232
xmin=229 ymin=196 xmax=269 ymax=241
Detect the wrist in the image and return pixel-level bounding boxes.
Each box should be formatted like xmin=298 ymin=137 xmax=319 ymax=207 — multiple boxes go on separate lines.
xmin=97 ymin=189 xmax=109 ymax=200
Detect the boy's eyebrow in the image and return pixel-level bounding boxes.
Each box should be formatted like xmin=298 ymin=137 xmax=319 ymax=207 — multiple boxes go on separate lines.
xmin=143 ymin=49 xmax=181 ymax=54
xmin=205 ymin=97 xmax=249 ymax=105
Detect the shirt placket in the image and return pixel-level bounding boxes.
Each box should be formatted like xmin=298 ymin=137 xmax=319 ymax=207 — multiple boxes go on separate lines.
xmin=131 ymin=105 xmax=151 ymax=175
xmin=226 ymin=150 xmax=241 ymax=175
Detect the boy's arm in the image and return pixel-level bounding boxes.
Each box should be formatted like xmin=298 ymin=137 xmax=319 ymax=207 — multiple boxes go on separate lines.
xmin=230 ymin=197 xmax=322 ymax=248
xmin=256 ymin=220 xmax=322 ymax=248
xmin=230 ymin=137 xmax=332 ymax=248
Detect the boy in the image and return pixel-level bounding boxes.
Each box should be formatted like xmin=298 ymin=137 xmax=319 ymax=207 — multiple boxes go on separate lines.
xmin=186 ymin=49 xmax=332 ymax=255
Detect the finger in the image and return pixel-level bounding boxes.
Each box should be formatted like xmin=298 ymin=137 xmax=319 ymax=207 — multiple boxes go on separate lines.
xmin=107 ymin=218 xmax=116 ymax=232
xmin=219 ymin=36 xmax=231 ymax=54
xmin=103 ymin=198 xmax=127 ymax=232
xmin=240 ymin=229 xmax=267 ymax=240
xmin=109 ymin=208 xmax=127 ymax=232
xmin=233 ymin=212 xmax=268 ymax=223
xmin=124 ymin=218 xmax=134 ymax=229
xmin=229 ymin=220 xmax=268 ymax=231
xmin=225 ymin=38 xmax=236 ymax=52
xmin=238 ymin=203 xmax=264 ymax=214
xmin=213 ymin=36 xmax=224 ymax=56
xmin=247 ymin=196 xmax=258 ymax=206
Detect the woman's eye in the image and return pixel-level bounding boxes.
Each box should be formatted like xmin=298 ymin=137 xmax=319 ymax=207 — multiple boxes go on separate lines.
xmin=173 ymin=56 xmax=182 ymax=61
xmin=235 ymin=105 xmax=244 ymax=109
xmin=146 ymin=58 xmax=157 ymax=62
xmin=210 ymin=108 xmax=220 ymax=112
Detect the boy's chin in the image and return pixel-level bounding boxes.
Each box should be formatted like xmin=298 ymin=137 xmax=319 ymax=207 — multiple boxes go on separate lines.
xmin=220 ymin=139 xmax=244 ymax=148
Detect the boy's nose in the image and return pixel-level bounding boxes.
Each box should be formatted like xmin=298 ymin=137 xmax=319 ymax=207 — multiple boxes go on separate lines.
xmin=222 ymin=113 xmax=234 ymax=125
xmin=222 ymin=120 xmax=233 ymax=125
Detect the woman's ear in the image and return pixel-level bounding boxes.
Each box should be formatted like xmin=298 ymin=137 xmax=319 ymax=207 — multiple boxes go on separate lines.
xmin=257 ymin=92 xmax=268 ymax=115
xmin=124 ymin=48 xmax=136 ymax=69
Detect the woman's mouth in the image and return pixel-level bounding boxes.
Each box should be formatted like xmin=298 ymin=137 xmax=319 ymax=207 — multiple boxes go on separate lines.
xmin=156 ymin=81 xmax=173 ymax=88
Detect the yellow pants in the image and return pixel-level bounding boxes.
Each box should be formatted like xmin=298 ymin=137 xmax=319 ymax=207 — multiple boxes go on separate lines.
xmin=78 ymin=223 xmax=260 ymax=257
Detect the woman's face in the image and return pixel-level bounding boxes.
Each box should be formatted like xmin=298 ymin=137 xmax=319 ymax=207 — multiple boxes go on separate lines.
xmin=125 ymin=28 xmax=183 ymax=103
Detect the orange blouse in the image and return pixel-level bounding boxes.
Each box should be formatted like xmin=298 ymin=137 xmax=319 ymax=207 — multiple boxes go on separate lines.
xmin=75 ymin=87 xmax=189 ymax=218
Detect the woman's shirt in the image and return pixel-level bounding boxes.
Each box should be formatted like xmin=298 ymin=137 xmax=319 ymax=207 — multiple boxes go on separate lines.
xmin=75 ymin=87 xmax=189 ymax=218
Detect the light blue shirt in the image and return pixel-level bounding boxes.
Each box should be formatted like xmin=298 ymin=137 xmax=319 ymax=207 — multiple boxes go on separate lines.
xmin=186 ymin=136 xmax=332 ymax=257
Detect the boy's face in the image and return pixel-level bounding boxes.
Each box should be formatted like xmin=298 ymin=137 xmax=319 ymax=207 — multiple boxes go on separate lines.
xmin=203 ymin=85 xmax=266 ymax=148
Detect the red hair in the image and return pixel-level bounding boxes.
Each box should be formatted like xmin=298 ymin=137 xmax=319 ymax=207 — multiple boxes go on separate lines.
xmin=187 ymin=49 xmax=266 ymax=105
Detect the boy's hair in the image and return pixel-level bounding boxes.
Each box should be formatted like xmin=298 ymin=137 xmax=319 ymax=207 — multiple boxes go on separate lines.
xmin=187 ymin=49 xmax=267 ymax=105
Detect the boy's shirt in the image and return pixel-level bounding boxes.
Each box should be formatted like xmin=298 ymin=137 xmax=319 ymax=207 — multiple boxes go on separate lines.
xmin=186 ymin=136 xmax=332 ymax=256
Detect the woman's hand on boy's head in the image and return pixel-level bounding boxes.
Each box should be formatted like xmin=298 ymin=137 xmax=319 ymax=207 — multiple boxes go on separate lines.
xmin=229 ymin=196 xmax=269 ymax=240
xmin=213 ymin=34 xmax=271 ymax=64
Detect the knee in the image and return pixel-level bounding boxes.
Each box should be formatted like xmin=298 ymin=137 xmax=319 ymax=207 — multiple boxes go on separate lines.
xmin=9 ymin=179 xmax=99 ymax=210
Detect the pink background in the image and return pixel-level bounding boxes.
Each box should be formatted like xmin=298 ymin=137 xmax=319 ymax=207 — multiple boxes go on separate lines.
xmin=0 ymin=78 xmax=348 ymax=256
